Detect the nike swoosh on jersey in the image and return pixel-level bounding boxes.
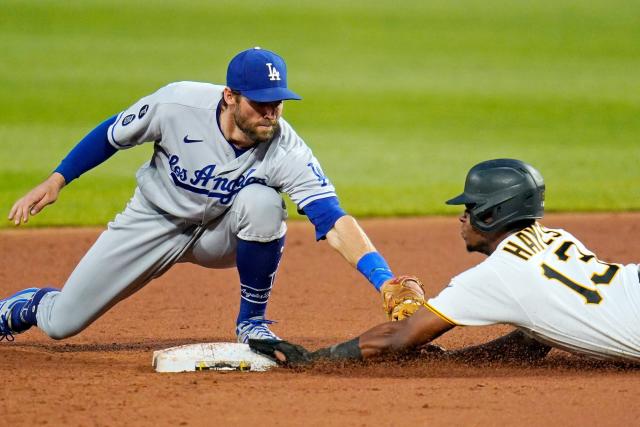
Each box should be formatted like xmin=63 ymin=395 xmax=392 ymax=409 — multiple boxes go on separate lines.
xmin=183 ymin=135 xmax=203 ymax=144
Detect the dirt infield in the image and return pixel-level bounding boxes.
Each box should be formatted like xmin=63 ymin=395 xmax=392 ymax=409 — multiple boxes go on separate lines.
xmin=2 ymin=213 xmax=640 ymax=426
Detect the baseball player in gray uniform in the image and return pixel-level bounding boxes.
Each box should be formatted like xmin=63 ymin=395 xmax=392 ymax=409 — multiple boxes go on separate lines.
xmin=250 ymin=159 xmax=640 ymax=365
xmin=1 ymin=47 xmax=419 ymax=343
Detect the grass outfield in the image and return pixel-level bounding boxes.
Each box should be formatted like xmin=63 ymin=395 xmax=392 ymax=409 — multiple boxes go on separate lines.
xmin=1 ymin=0 xmax=639 ymax=227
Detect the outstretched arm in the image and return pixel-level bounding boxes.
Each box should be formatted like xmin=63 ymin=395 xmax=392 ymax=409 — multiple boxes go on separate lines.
xmin=250 ymin=306 xmax=455 ymax=364
xmin=444 ymin=329 xmax=551 ymax=363
xmin=250 ymin=313 xmax=551 ymax=366
xmin=358 ymin=306 xmax=455 ymax=358
xmin=326 ymin=215 xmax=426 ymax=319
xmin=325 ymin=215 xmax=377 ymax=266
xmin=302 ymin=199 xmax=425 ymax=319
xmin=8 ymin=115 xmax=118 ymax=226
xmin=302 ymin=199 xmax=385 ymax=279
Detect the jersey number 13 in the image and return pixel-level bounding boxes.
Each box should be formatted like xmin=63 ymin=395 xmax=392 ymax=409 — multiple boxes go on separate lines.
xmin=541 ymin=241 xmax=620 ymax=304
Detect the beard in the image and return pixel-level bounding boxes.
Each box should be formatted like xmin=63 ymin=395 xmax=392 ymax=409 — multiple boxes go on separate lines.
xmin=233 ymin=107 xmax=280 ymax=144
xmin=465 ymin=237 xmax=493 ymax=255
xmin=466 ymin=242 xmax=484 ymax=253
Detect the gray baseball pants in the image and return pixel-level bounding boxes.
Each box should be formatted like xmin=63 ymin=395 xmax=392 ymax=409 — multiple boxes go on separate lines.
xmin=35 ymin=184 xmax=287 ymax=339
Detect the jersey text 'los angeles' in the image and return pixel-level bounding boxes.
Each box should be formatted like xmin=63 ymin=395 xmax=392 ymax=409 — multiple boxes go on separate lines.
xmin=107 ymin=81 xmax=336 ymax=224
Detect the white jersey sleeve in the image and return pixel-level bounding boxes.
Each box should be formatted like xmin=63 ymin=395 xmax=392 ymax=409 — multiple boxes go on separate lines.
xmin=427 ymin=260 xmax=530 ymax=326
xmin=267 ymin=123 xmax=337 ymax=209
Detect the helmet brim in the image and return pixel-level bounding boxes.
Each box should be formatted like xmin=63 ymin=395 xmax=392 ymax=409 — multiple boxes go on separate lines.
xmin=446 ymin=192 xmax=479 ymax=206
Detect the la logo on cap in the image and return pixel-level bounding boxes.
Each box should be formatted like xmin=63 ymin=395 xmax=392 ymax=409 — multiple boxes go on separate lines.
xmin=266 ymin=63 xmax=281 ymax=81
xmin=226 ymin=47 xmax=302 ymax=102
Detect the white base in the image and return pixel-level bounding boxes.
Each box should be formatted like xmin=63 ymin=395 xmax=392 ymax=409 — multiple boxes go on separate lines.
xmin=152 ymin=342 xmax=277 ymax=373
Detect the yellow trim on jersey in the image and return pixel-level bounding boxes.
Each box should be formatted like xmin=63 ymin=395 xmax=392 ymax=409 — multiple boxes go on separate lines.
xmin=423 ymin=302 xmax=459 ymax=326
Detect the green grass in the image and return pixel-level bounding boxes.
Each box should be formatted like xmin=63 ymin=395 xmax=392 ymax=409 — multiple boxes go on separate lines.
xmin=1 ymin=0 xmax=639 ymax=227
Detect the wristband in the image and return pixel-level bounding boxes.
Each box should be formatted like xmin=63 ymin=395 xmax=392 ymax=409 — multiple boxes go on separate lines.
xmin=357 ymin=252 xmax=394 ymax=291
xmin=312 ymin=338 xmax=362 ymax=361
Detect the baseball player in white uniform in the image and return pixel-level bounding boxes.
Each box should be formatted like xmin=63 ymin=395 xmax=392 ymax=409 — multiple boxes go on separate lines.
xmin=249 ymin=159 xmax=640 ymax=365
xmin=1 ymin=47 xmax=419 ymax=344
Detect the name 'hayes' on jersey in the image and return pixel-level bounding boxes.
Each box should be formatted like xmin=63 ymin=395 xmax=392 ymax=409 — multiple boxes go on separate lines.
xmin=107 ymin=81 xmax=335 ymax=224
xmin=428 ymin=223 xmax=640 ymax=361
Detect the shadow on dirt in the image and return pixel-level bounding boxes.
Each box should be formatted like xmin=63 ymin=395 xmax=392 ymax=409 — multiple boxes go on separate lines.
xmin=7 ymin=338 xmax=232 ymax=353
xmin=7 ymin=339 xmax=640 ymax=378
xmin=281 ymin=351 xmax=640 ymax=378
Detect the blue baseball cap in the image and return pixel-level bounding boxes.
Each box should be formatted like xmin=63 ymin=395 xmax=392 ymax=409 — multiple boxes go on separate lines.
xmin=226 ymin=47 xmax=302 ymax=103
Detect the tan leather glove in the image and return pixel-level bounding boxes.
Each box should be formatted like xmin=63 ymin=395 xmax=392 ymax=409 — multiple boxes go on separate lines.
xmin=380 ymin=275 xmax=426 ymax=321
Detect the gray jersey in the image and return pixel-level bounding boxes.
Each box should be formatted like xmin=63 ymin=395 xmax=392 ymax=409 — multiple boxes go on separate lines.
xmin=107 ymin=81 xmax=336 ymax=224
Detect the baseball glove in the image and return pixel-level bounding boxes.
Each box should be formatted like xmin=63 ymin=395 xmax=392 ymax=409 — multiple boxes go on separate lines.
xmin=380 ymin=275 xmax=425 ymax=321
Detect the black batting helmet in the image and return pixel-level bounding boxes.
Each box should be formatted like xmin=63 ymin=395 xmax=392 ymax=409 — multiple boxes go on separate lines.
xmin=446 ymin=159 xmax=545 ymax=232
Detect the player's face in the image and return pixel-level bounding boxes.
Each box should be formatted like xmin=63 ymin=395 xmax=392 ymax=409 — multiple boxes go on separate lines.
xmin=232 ymin=95 xmax=283 ymax=144
xmin=459 ymin=209 xmax=492 ymax=254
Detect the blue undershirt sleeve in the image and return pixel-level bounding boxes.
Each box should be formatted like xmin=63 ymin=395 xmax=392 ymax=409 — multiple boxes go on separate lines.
xmin=301 ymin=196 xmax=347 ymax=241
xmin=53 ymin=115 xmax=119 ymax=184
xmin=303 ymin=197 xmax=394 ymax=290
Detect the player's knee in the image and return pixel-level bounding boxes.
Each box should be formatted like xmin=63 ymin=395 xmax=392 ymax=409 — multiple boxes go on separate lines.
xmin=45 ymin=320 xmax=85 ymax=340
xmin=46 ymin=329 xmax=71 ymax=340
xmin=45 ymin=326 xmax=77 ymax=340
xmin=233 ymin=184 xmax=287 ymax=241
xmin=42 ymin=306 xmax=89 ymax=340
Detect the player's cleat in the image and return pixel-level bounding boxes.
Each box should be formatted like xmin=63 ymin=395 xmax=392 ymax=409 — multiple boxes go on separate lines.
xmin=0 ymin=288 xmax=39 ymax=341
xmin=236 ymin=316 xmax=281 ymax=344
xmin=0 ymin=287 xmax=58 ymax=342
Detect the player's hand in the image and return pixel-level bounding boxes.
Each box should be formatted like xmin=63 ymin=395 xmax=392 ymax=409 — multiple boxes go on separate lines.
xmin=249 ymin=339 xmax=314 ymax=367
xmin=380 ymin=275 xmax=426 ymax=321
xmin=8 ymin=173 xmax=66 ymax=226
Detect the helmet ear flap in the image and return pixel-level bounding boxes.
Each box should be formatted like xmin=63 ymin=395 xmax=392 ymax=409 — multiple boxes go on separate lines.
xmin=468 ymin=202 xmax=496 ymax=232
